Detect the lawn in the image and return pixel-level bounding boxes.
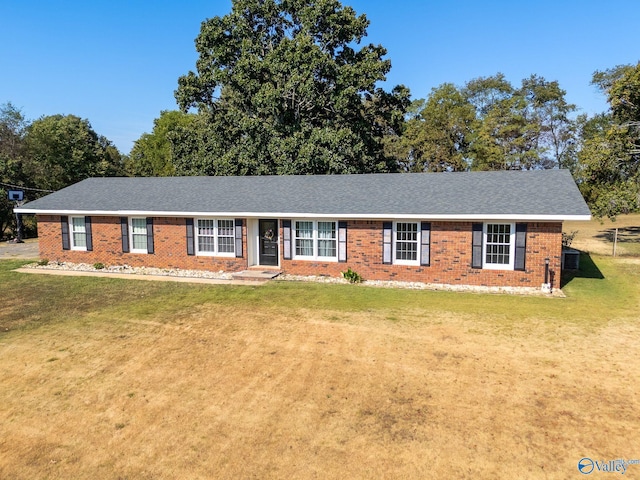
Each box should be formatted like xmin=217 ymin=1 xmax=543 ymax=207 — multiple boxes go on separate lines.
xmin=565 ymin=212 xmax=640 ymax=257
xmin=1 ymin=239 xmax=639 ymax=478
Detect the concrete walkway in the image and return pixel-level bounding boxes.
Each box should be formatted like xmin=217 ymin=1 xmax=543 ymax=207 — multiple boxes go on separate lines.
xmin=0 ymin=239 xmax=39 ymax=259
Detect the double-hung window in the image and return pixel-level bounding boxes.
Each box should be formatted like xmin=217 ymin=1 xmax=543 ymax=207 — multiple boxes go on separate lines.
xmin=394 ymin=222 xmax=420 ymax=265
xmin=130 ymin=218 xmax=149 ymax=253
xmin=196 ymin=218 xmax=235 ymax=256
xmin=294 ymin=220 xmax=337 ymax=260
xmin=483 ymin=223 xmax=515 ymax=269
xmin=317 ymin=221 xmax=337 ymax=257
xmin=70 ymin=217 xmax=87 ymax=250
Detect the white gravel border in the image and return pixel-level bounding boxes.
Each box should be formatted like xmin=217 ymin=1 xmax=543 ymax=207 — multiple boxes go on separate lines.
xmin=22 ymin=261 xmax=563 ymax=296
xmin=276 ymin=273 xmax=563 ymax=296
xmin=25 ymin=261 xmax=233 ymax=280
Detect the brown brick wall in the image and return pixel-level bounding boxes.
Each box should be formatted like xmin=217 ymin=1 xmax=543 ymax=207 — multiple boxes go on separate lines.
xmin=280 ymin=220 xmax=562 ymax=287
xmin=36 ymin=216 xmax=562 ymax=288
xmin=37 ymin=215 xmax=248 ymax=272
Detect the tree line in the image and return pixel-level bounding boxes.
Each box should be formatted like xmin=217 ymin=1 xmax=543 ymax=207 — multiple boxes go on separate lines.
xmin=2 ymin=0 xmax=639 ymax=238
xmin=0 ymin=109 xmax=124 ymax=237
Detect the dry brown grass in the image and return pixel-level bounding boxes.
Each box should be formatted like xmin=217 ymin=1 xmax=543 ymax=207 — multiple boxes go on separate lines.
xmin=565 ymin=213 xmax=640 ymax=256
xmin=2 ymin=297 xmax=640 ymax=479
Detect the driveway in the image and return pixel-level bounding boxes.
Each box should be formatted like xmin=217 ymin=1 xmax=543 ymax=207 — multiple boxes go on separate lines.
xmin=0 ymin=239 xmax=39 ymax=259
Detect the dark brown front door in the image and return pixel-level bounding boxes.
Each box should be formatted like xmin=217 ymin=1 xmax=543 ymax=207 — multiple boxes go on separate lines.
xmin=259 ymin=219 xmax=278 ymax=266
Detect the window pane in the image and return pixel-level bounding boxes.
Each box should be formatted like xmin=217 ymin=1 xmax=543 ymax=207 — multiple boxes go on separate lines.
xmin=72 ymin=217 xmax=86 ymax=233
xmin=198 ymin=235 xmax=215 ymax=252
xmin=131 ymin=218 xmax=146 ymax=234
xmin=318 ymin=222 xmax=335 ymax=239
xmin=218 ymin=237 xmax=234 ymax=253
xmin=71 ymin=217 xmax=86 ymax=247
xmin=131 ymin=218 xmax=147 ymax=250
xmin=217 ymin=219 xmax=235 ymax=253
xmin=395 ymin=223 xmax=418 ymax=261
xmin=296 ymin=221 xmax=313 ymax=238
xmin=296 ymin=239 xmax=313 ymax=256
xmin=217 ymin=219 xmax=234 ymax=237
xmin=197 ymin=219 xmax=216 ymax=252
xmin=295 ymin=221 xmax=313 ymax=256
xmin=317 ymin=222 xmax=336 ymax=257
xmin=73 ymin=233 xmax=86 ymax=247
xmin=198 ymin=219 xmax=215 ymax=236
xmin=318 ymin=239 xmax=336 ymax=257
xmin=485 ymin=224 xmax=511 ymax=265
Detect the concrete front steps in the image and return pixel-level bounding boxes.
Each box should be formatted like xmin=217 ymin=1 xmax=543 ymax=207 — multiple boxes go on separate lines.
xmin=231 ymin=268 xmax=282 ymax=282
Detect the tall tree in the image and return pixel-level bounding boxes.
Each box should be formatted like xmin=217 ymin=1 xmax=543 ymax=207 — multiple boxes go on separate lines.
xmin=393 ymin=84 xmax=475 ymax=172
xmin=578 ymin=62 xmax=640 ymax=218
xmin=24 ymin=114 xmax=124 ymax=191
xmin=519 ymin=74 xmax=578 ymax=171
xmin=127 ymin=110 xmax=196 ymax=176
xmin=174 ymin=0 xmax=409 ymax=175
xmin=465 ymin=74 xmax=568 ymax=171
xmin=0 ymin=102 xmax=28 ymax=237
xmin=394 ymin=74 xmax=577 ymax=172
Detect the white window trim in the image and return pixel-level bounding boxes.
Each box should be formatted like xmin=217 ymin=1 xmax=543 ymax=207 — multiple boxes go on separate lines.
xmin=129 ymin=217 xmax=148 ymax=254
xmin=292 ymin=220 xmax=338 ymax=262
xmin=393 ymin=221 xmax=421 ymax=266
xmin=482 ymin=222 xmax=515 ymax=270
xmin=70 ymin=216 xmax=87 ymax=251
xmin=195 ymin=218 xmax=236 ymax=257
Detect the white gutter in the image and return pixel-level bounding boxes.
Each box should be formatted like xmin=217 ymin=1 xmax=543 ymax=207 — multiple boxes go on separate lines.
xmin=14 ymin=207 xmax=592 ymax=222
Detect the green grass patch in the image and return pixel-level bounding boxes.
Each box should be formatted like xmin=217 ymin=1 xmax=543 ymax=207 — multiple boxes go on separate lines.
xmin=1 ymin=256 xmax=638 ymax=336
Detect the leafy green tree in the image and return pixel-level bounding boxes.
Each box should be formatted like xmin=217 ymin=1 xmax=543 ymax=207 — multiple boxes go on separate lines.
xmin=174 ymin=0 xmax=409 ymax=175
xmin=464 ymin=74 xmax=577 ymax=171
xmin=392 ymin=85 xmax=475 ymax=172
xmin=0 ymin=102 xmax=29 ymax=237
xmin=578 ymin=63 xmax=640 ymax=218
xmin=468 ymin=89 xmax=537 ymax=170
xmin=127 ymin=110 xmax=196 ymax=176
xmin=393 ymin=74 xmax=577 ymax=173
xmin=23 ymin=114 xmax=124 ymax=191
xmin=519 ymin=74 xmax=578 ymax=170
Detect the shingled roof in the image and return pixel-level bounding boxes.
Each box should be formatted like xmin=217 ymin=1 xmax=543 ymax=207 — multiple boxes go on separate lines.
xmin=16 ymin=170 xmax=591 ymax=221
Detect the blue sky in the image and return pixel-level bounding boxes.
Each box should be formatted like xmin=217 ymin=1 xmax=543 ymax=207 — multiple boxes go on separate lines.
xmin=1 ymin=1 xmax=639 ymax=154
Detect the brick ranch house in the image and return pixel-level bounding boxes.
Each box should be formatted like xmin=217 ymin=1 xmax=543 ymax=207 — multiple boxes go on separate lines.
xmin=16 ymin=170 xmax=590 ymax=289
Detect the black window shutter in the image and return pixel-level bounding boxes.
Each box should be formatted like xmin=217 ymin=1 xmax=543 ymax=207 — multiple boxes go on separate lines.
xmin=420 ymin=222 xmax=431 ymax=266
xmin=235 ymin=219 xmax=243 ymax=258
xmin=514 ymin=223 xmax=527 ymax=271
xmin=85 ymin=216 xmax=93 ymax=251
xmin=382 ymin=222 xmax=392 ymax=265
xmin=338 ymin=221 xmax=347 ymax=262
xmin=186 ymin=218 xmax=195 ymax=256
xmin=120 ymin=217 xmax=129 ymax=253
xmin=471 ymin=223 xmax=483 ymax=269
xmin=146 ymin=218 xmax=154 ymax=254
xmin=282 ymin=220 xmax=292 ymax=260
xmin=61 ymin=216 xmax=70 ymax=250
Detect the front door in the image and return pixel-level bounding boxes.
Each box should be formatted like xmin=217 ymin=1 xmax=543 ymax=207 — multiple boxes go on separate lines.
xmin=259 ymin=219 xmax=279 ymax=266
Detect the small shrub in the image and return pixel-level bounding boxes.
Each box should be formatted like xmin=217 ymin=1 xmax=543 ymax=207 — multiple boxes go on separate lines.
xmin=341 ymin=267 xmax=363 ymax=284
xmin=562 ymin=231 xmax=578 ymax=248
xmin=37 ymin=258 xmax=49 ymax=266
xmin=93 ymin=262 xmax=105 ymax=270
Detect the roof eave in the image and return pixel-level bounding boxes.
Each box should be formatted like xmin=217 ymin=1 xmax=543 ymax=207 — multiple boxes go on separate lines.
xmin=15 ymin=208 xmax=591 ymax=222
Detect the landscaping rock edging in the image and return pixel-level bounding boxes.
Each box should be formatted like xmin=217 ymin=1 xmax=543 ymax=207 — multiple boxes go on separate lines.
xmin=23 ymin=261 xmax=564 ymax=296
